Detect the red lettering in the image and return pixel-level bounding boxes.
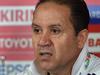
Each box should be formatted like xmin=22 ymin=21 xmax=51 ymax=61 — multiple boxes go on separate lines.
xmin=95 ymin=39 xmax=100 ymax=46
xmin=88 ymin=39 xmax=94 ymax=47
xmin=11 ymin=10 xmax=14 ymax=21
xmin=16 ymin=10 xmax=23 ymax=21
xmin=0 ymin=7 xmax=35 ymax=24
xmin=25 ymin=9 xmax=28 ymax=21
xmin=1 ymin=10 xmax=9 ymax=21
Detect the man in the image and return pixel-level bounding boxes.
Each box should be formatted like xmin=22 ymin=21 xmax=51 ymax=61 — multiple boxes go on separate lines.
xmin=17 ymin=0 xmax=100 ymax=75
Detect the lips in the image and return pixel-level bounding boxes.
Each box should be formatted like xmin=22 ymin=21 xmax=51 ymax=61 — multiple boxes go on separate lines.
xmin=40 ymin=51 xmax=52 ymax=56
xmin=39 ymin=49 xmax=53 ymax=60
xmin=39 ymin=50 xmax=53 ymax=56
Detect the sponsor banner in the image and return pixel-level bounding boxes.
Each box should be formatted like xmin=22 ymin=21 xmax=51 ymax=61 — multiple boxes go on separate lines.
xmin=88 ymin=24 xmax=100 ymax=32
xmin=88 ymin=6 xmax=100 ymax=24
xmin=1 ymin=0 xmax=99 ymax=6
xmin=93 ymin=52 xmax=100 ymax=57
xmin=88 ymin=33 xmax=100 ymax=52
xmin=0 ymin=0 xmax=38 ymax=6
xmin=0 ymin=26 xmax=32 ymax=33
xmin=0 ymin=61 xmax=33 ymax=75
xmin=85 ymin=0 xmax=100 ymax=5
xmin=0 ymin=6 xmax=35 ymax=26
xmin=0 ymin=37 xmax=34 ymax=60
xmin=0 ymin=26 xmax=35 ymax=60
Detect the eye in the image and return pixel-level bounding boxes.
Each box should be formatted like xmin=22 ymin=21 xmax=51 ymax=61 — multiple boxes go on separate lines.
xmin=32 ymin=27 xmax=42 ymax=34
xmin=51 ymin=28 xmax=61 ymax=34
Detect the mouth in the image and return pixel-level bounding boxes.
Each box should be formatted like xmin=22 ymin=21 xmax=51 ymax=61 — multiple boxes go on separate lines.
xmin=40 ymin=52 xmax=52 ymax=56
xmin=39 ymin=50 xmax=53 ymax=60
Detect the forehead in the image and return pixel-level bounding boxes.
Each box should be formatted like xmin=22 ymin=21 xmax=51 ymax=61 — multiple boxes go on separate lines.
xmin=34 ymin=2 xmax=71 ymax=17
xmin=36 ymin=2 xmax=70 ymax=12
xmin=33 ymin=2 xmax=72 ymax=28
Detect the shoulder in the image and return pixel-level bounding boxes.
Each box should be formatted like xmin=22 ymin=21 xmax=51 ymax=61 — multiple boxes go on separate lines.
xmin=89 ymin=54 xmax=100 ymax=68
xmin=87 ymin=54 xmax=100 ymax=75
xmin=17 ymin=62 xmax=41 ymax=75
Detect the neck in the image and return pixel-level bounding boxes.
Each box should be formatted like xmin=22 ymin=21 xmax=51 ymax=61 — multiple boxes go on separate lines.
xmin=48 ymin=60 xmax=74 ymax=75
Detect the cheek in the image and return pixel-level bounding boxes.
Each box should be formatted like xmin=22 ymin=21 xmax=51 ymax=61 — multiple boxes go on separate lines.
xmin=32 ymin=37 xmax=41 ymax=61
xmin=32 ymin=35 xmax=35 ymax=45
xmin=32 ymin=36 xmax=39 ymax=55
xmin=53 ymin=34 xmax=77 ymax=60
xmin=32 ymin=35 xmax=39 ymax=48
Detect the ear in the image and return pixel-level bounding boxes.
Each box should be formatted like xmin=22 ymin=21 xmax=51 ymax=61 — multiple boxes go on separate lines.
xmin=77 ymin=29 xmax=88 ymax=49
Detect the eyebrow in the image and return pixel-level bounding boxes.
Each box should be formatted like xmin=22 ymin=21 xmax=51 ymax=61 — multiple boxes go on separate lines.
xmin=32 ymin=23 xmax=40 ymax=28
xmin=48 ymin=24 xmax=61 ymax=28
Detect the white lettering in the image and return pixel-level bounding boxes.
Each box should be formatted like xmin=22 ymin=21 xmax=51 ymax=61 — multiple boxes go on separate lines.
xmin=0 ymin=38 xmax=32 ymax=48
xmin=90 ymin=11 xmax=100 ymax=18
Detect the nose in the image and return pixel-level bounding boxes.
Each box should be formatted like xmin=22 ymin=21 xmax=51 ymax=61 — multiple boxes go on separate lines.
xmin=38 ymin=32 xmax=52 ymax=47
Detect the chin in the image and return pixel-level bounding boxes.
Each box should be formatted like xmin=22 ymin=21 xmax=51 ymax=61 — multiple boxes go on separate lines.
xmin=40 ymin=63 xmax=55 ymax=71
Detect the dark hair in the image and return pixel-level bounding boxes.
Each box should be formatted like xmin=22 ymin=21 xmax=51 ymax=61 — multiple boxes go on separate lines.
xmin=35 ymin=0 xmax=90 ymax=35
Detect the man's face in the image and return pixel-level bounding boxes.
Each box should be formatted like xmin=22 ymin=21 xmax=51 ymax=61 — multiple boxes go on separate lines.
xmin=32 ymin=2 xmax=82 ymax=71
